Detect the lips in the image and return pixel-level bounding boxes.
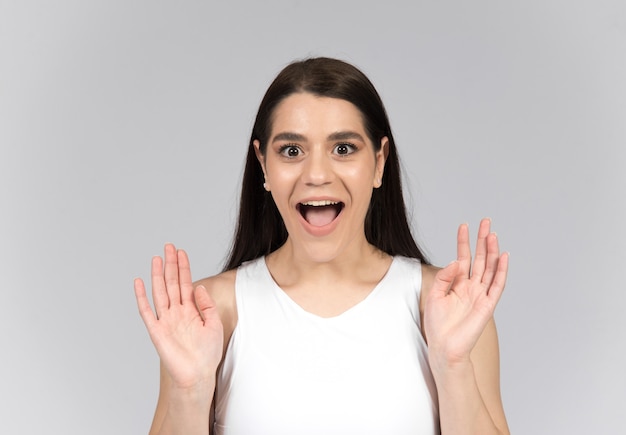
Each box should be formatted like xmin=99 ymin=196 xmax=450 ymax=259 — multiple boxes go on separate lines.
xmin=297 ymin=200 xmax=345 ymax=227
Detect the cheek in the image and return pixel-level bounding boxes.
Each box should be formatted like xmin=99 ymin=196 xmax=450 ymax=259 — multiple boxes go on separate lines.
xmin=343 ymin=164 xmax=377 ymax=188
xmin=267 ymin=165 xmax=296 ymax=185
xmin=266 ymin=165 xmax=298 ymax=203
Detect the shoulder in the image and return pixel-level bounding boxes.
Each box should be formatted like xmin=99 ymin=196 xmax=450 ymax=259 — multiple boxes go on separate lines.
xmin=391 ymin=257 xmax=440 ymax=312
xmin=419 ymin=263 xmax=440 ymax=312
xmin=195 ymin=268 xmax=237 ymax=294
xmin=194 ymin=269 xmax=238 ymax=348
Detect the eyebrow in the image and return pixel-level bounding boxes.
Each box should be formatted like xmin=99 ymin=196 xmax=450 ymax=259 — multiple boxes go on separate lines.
xmin=272 ymin=132 xmax=306 ymax=143
xmin=271 ymin=131 xmax=366 ymax=143
xmin=328 ymin=131 xmax=366 ymax=142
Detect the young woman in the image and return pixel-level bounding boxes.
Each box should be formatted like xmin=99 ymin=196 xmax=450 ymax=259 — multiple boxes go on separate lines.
xmin=134 ymin=58 xmax=510 ymax=435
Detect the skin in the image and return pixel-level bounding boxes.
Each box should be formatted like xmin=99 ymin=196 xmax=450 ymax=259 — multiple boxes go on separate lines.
xmin=134 ymin=93 xmax=510 ymax=434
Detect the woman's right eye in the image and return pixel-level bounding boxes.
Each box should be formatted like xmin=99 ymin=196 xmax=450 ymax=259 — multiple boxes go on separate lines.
xmin=279 ymin=145 xmax=301 ymax=158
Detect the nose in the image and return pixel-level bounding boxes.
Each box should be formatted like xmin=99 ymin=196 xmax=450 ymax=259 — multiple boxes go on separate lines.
xmin=302 ymin=147 xmax=334 ymax=186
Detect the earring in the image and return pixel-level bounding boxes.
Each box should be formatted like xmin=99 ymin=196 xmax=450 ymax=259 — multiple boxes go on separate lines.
xmin=263 ymin=182 xmax=269 ymax=191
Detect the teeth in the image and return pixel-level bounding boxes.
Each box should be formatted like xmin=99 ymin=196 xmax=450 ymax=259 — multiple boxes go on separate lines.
xmin=301 ymin=200 xmax=339 ymax=206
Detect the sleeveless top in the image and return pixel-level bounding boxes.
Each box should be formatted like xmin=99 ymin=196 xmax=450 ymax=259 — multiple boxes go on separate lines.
xmin=213 ymin=256 xmax=440 ymax=435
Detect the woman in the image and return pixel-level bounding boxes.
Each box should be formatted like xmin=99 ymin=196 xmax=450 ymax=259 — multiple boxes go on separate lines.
xmin=134 ymin=57 xmax=510 ymax=435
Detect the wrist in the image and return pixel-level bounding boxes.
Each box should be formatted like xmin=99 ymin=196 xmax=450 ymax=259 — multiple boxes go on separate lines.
xmin=161 ymin=383 xmax=213 ymax=435
xmin=168 ymin=378 xmax=215 ymax=407
xmin=427 ymin=347 xmax=474 ymax=380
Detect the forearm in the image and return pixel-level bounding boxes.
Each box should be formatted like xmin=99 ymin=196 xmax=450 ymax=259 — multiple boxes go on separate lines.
xmin=151 ymin=382 xmax=214 ymax=435
xmin=430 ymin=359 xmax=508 ymax=435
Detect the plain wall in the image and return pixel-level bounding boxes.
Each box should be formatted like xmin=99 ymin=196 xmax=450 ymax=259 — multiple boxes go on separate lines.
xmin=1 ymin=0 xmax=624 ymax=433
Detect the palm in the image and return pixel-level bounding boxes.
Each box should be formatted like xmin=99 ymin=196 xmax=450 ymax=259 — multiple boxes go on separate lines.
xmin=134 ymin=245 xmax=224 ymax=389
xmin=424 ymin=219 xmax=509 ymax=364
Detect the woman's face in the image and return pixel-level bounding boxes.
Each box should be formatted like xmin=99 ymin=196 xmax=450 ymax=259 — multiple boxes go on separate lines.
xmin=255 ymin=92 xmax=387 ymax=262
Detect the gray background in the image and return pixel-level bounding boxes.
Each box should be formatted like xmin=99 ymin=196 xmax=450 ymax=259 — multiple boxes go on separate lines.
xmin=1 ymin=0 xmax=624 ymax=433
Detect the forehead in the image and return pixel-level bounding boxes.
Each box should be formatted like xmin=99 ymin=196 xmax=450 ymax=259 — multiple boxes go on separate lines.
xmin=269 ymin=93 xmax=367 ymax=139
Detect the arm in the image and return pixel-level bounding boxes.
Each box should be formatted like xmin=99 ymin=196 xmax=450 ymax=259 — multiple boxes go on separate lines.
xmin=150 ymin=362 xmax=215 ymax=435
xmin=422 ymin=219 xmax=510 ymax=435
xmin=134 ymin=244 xmax=226 ymax=435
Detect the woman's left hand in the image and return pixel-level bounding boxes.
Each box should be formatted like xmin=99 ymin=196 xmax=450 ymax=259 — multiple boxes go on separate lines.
xmin=424 ymin=218 xmax=509 ymax=368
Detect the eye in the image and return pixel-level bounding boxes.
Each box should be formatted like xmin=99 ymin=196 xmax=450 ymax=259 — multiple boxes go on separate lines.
xmin=279 ymin=145 xmax=302 ymax=158
xmin=333 ymin=143 xmax=356 ymax=156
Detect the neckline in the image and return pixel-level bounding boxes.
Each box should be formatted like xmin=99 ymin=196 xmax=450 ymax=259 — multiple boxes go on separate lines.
xmin=259 ymin=256 xmax=398 ymax=321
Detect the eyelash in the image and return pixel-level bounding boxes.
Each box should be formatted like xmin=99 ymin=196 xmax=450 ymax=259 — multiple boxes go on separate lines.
xmin=333 ymin=142 xmax=357 ymax=156
xmin=278 ymin=143 xmax=357 ymax=158
xmin=278 ymin=144 xmax=302 ymax=158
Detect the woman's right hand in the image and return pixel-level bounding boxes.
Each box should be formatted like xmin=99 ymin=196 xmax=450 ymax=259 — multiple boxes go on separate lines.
xmin=134 ymin=244 xmax=224 ymax=393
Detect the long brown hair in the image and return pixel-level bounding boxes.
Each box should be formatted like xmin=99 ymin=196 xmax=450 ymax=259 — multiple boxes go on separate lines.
xmin=223 ymin=57 xmax=429 ymax=271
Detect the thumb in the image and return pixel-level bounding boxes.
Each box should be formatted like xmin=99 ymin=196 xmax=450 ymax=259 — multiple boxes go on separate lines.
xmin=193 ymin=285 xmax=218 ymax=321
xmin=431 ymin=261 xmax=459 ymax=298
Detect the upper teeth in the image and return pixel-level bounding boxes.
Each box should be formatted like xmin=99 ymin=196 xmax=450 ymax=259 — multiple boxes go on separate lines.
xmin=301 ymin=200 xmax=339 ymax=206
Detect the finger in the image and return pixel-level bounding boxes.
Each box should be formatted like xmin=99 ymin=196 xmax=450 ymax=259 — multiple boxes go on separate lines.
xmin=487 ymin=252 xmax=509 ymax=304
xmin=481 ymin=232 xmax=500 ymax=286
xmin=178 ymin=249 xmax=194 ymax=304
xmin=134 ymin=278 xmax=157 ymax=329
xmin=194 ymin=285 xmax=218 ymax=322
xmin=430 ymin=261 xmax=459 ymax=299
xmin=470 ymin=218 xmax=491 ymax=282
xmin=456 ymin=223 xmax=472 ymax=279
xmin=164 ymin=243 xmax=182 ymax=306
xmin=151 ymin=255 xmax=169 ymax=316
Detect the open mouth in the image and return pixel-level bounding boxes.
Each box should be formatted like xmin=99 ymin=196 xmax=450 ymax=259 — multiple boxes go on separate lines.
xmin=297 ymin=200 xmax=344 ymax=227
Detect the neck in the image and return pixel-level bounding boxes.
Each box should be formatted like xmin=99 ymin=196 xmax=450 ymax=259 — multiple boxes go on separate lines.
xmin=266 ymin=235 xmax=391 ymax=286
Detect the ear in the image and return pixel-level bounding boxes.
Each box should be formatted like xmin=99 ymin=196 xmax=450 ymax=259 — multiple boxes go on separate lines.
xmin=253 ymin=140 xmax=270 ymax=191
xmin=373 ymin=136 xmax=389 ymax=188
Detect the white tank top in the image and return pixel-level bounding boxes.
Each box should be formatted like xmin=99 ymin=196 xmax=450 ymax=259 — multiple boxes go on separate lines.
xmin=214 ymin=256 xmax=439 ymax=435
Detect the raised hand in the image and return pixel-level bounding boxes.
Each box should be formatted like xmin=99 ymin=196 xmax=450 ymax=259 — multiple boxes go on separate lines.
xmin=424 ymin=219 xmax=509 ymax=367
xmin=134 ymin=244 xmax=224 ymax=391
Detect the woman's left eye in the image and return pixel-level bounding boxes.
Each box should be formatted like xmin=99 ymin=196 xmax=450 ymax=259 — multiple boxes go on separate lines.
xmin=333 ymin=143 xmax=356 ymax=156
